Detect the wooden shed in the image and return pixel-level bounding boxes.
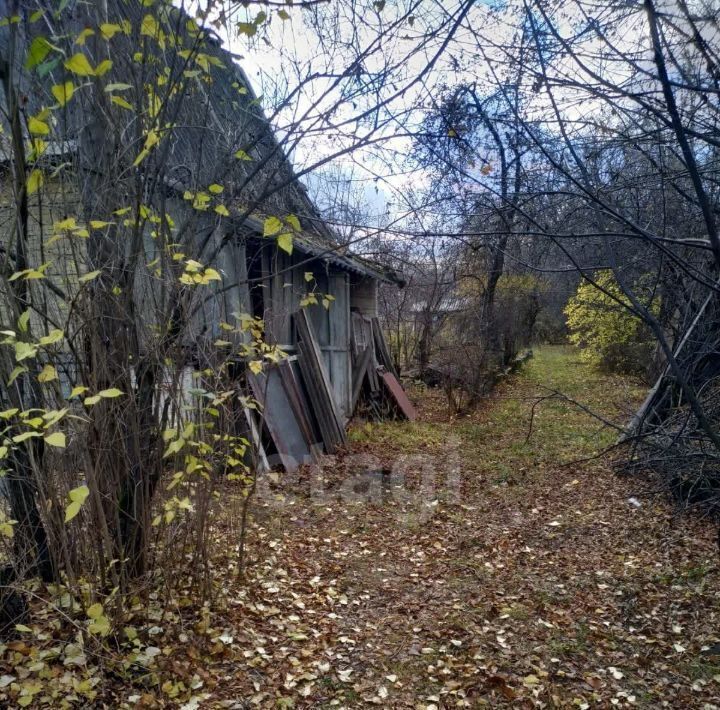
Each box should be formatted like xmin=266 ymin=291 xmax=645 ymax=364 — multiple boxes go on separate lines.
xmin=0 ymin=0 xmax=410 ymax=474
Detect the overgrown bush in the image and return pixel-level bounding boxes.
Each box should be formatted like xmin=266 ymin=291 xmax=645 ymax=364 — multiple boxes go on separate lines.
xmin=564 ymin=272 xmax=657 ymax=374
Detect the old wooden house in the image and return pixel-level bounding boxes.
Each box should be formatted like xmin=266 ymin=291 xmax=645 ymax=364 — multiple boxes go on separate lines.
xmin=0 ymin=1 xmax=411 ymax=472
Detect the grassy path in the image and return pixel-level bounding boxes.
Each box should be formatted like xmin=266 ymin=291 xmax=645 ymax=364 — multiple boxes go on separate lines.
xmin=220 ymin=346 xmax=720 ymax=708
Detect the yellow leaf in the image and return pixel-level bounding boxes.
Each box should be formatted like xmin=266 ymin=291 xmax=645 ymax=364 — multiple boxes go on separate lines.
xmin=89 ymin=220 xmax=112 ymax=229
xmin=95 ymin=59 xmax=112 ymax=77
xmin=214 ymin=204 xmax=230 ymax=217
xmin=263 ymin=216 xmax=283 ymax=237
xmin=99 ymin=387 xmax=123 ymax=398
xmin=248 ymin=360 xmax=263 ymax=375
xmin=277 ymin=232 xmax=293 ymax=255
xmin=79 ymin=270 xmax=101 ymax=283
xmin=83 ymin=395 xmax=101 ymax=406
xmin=12 ymin=431 xmax=42 ymax=443
xmin=86 ymin=603 xmax=103 ymax=619
xmin=104 ymin=82 xmax=132 ymax=92
xmin=89 ymin=616 xmax=111 ymax=635
xmin=64 ymin=502 xmax=80 ymax=522
xmin=27 ymin=169 xmax=43 ymax=194
xmin=39 ymin=329 xmax=63 ymax=346
xmin=65 ymin=484 xmax=89 ymax=522
xmin=37 ymin=364 xmax=57 ymax=383
xmin=133 ymin=148 xmax=149 ymax=166
xmin=163 ymin=438 xmax=185 ymax=458
xmin=44 ymin=431 xmax=66 ymax=448
xmin=208 ymin=183 xmax=224 ymax=194
xmin=202 ymin=268 xmax=221 ymax=282
xmin=110 ymin=95 xmax=133 ymax=110
xmin=28 ymin=116 xmax=49 ymax=135
xmin=100 ymin=23 xmax=122 ymax=40
xmin=15 ymin=341 xmax=37 ymax=362
xmin=51 ymin=81 xmax=74 ymax=106
xmin=234 ymin=149 xmax=252 ymax=161
xmin=141 ymin=14 xmax=158 ymax=37
xmin=69 ymin=385 xmax=87 ymax=398
xmin=69 ymin=485 xmax=89 ymax=503
xmin=64 ymin=53 xmax=95 ymax=76
xmin=54 ymin=217 xmax=77 ymax=231
xmin=75 ymin=28 xmax=94 ymax=45
xmin=8 ymin=366 xmax=27 ymax=385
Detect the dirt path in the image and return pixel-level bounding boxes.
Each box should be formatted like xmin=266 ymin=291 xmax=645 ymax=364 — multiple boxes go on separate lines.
xmin=218 ymin=347 xmax=720 ymax=708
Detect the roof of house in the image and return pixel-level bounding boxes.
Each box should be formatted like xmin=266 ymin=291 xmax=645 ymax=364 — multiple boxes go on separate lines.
xmin=0 ymin=3 xmax=402 ymax=285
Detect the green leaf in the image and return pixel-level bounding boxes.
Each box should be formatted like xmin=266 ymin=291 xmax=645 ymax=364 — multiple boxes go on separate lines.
xmin=18 ymin=310 xmax=30 ymax=333
xmin=44 ymin=431 xmax=66 ymax=448
xmin=26 ymin=36 xmax=52 ymax=69
xmin=8 ymin=366 xmax=27 ymax=386
xmin=234 ymin=149 xmax=252 ymax=161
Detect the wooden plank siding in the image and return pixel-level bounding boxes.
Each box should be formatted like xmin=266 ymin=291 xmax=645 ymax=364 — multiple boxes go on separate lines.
xmin=252 ymin=242 xmax=354 ymax=417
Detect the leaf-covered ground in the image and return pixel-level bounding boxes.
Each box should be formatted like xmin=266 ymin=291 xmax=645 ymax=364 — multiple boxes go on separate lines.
xmin=216 ymin=346 xmax=720 ymax=708
xmin=4 ymin=346 xmax=720 ymax=708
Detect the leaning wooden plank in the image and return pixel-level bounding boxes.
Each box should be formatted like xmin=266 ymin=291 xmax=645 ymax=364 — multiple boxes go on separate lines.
xmin=295 ymin=310 xmax=348 ymax=447
xmin=297 ymin=339 xmax=345 ymax=452
xmin=278 ymin=357 xmax=322 ymax=453
xmin=351 ymin=346 xmax=373 ymax=413
xmin=368 ymin=362 xmax=380 ymax=393
xmin=243 ymin=407 xmax=269 ymax=473
xmin=371 ymin=317 xmax=398 ymax=378
xmin=248 ymin=365 xmax=317 ymax=472
xmin=381 ymin=371 xmax=417 ymax=421
xmin=297 ymin=340 xmax=337 ymax=449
